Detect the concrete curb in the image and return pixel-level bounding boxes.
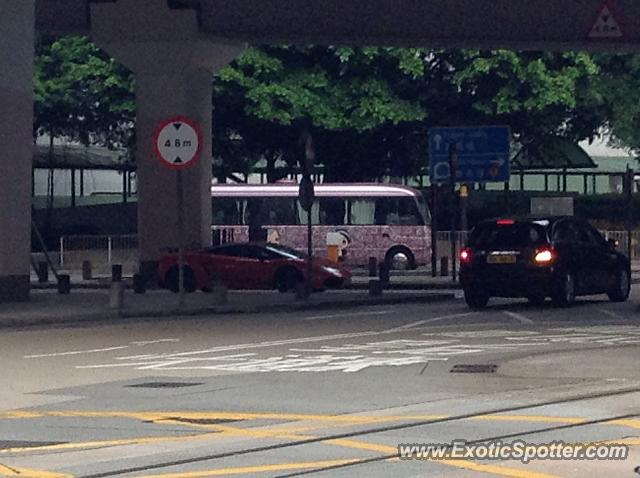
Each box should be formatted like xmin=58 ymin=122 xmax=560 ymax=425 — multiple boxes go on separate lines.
xmin=350 ymin=282 xmax=461 ymax=290
xmin=31 ymin=280 xmax=464 ymax=292
xmin=119 ymin=292 xmax=455 ymax=319
xmin=0 ymin=291 xmax=455 ymax=330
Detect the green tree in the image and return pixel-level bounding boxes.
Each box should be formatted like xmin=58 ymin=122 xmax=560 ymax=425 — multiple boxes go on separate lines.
xmin=214 ymin=47 xmax=608 ymax=180
xmin=35 ymin=38 xmax=635 ymax=180
xmin=34 ymin=35 xmax=135 ymax=149
xmin=213 ymin=46 xmax=430 ymax=181
xmin=588 ymin=54 xmax=640 ymax=154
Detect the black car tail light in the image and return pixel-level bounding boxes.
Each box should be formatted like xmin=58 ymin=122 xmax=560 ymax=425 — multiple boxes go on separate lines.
xmin=460 ymin=248 xmax=473 ymax=264
xmin=533 ymin=246 xmax=556 ymax=265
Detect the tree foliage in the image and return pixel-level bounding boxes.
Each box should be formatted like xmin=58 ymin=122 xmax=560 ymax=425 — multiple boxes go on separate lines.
xmin=588 ymin=54 xmax=640 ymax=153
xmin=213 ymin=47 xmax=610 ymax=179
xmin=33 ymin=37 xmax=640 ymax=180
xmin=34 ymin=35 xmax=135 ymax=149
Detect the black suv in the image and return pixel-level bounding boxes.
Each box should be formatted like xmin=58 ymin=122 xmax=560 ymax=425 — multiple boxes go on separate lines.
xmin=459 ymin=217 xmax=631 ymax=309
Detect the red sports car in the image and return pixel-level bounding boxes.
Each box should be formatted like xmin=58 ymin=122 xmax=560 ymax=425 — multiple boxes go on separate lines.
xmin=158 ymin=242 xmax=351 ymax=293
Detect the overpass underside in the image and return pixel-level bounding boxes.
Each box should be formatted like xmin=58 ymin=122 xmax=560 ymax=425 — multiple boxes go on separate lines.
xmin=37 ymin=0 xmax=640 ymax=51
xmin=1 ymin=0 xmax=638 ymax=301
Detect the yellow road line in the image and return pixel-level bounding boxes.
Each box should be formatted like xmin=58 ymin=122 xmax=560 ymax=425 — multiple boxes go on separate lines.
xmin=0 ymin=463 xmax=19 ymax=475
xmin=0 ymin=408 xmax=634 ymax=478
xmin=174 ymin=421 xmax=561 ymax=478
xmin=6 ymin=410 xmax=629 ymax=428
xmin=0 ymin=433 xmax=219 ymax=454
xmin=607 ymin=437 xmax=640 ymax=445
xmin=608 ymin=418 xmax=640 ymax=429
xmin=326 ymin=438 xmax=397 ymax=454
xmin=155 ymin=418 xmax=315 ymax=435
xmin=1 ymin=411 xmax=43 ymax=419
xmin=0 ymin=410 xmax=447 ymax=424
xmin=471 ymin=415 xmax=586 ymax=425
xmin=138 ymin=459 xmax=361 ymax=478
xmin=0 ymin=463 xmax=73 ymax=477
xmin=179 ymin=421 xmax=312 ymax=441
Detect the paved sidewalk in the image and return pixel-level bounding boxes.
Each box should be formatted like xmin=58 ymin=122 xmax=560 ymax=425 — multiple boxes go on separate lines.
xmin=0 ymin=288 xmax=455 ymax=329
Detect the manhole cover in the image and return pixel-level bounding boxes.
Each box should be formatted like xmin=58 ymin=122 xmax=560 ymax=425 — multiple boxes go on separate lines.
xmin=165 ymin=417 xmax=242 ymax=425
xmin=126 ymin=382 xmax=204 ymax=389
xmin=450 ymin=364 xmax=498 ymax=373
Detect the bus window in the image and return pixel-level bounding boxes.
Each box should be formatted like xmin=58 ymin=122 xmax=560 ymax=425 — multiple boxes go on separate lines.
xmin=348 ymin=199 xmax=376 ymax=225
xmin=374 ymin=198 xmax=399 ymax=225
xmin=319 ymin=198 xmax=347 ymax=225
xmin=296 ymin=200 xmax=320 ymax=225
xmin=212 ymin=198 xmax=242 ymax=225
xmin=244 ymin=199 xmax=267 ymax=227
xmin=374 ymin=197 xmax=424 ymax=226
xmin=264 ymin=197 xmax=297 ymax=225
xmin=397 ymin=197 xmax=423 ymax=225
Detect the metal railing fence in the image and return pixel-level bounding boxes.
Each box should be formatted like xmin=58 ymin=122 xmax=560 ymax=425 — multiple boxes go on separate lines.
xmin=59 ymin=235 xmax=138 ymax=276
xmin=57 ymin=230 xmax=640 ymax=277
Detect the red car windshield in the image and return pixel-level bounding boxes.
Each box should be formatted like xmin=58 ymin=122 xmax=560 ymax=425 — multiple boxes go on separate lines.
xmin=264 ymin=244 xmax=308 ymax=260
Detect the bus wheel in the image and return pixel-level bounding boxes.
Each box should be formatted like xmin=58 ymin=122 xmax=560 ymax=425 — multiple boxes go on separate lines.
xmin=165 ymin=266 xmax=197 ymax=293
xmin=385 ymin=246 xmax=416 ymax=271
xmin=275 ymin=267 xmax=303 ymax=293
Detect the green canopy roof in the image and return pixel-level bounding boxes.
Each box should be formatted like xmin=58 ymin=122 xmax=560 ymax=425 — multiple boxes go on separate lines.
xmin=511 ymin=137 xmax=596 ymax=170
xmin=33 ymin=143 xmax=134 ymax=171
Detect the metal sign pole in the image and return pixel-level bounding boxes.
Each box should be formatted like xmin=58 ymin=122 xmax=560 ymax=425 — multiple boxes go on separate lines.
xmin=307 ymin=198 xmax=313 ymax=296
xmin=177 ymin=170 xmax=185 ymax=308
xmin=449 ymin=144 xmax=457 ymax=282
xmin=301 ymin=129 xmax=315 ymax=299
xmin=626 ymin=166 xmax=633 ymax=258
xmin=431 ymin=184 xmax=438 ymax=277
xmin=153 ymin=115 xmax=202 ymax=307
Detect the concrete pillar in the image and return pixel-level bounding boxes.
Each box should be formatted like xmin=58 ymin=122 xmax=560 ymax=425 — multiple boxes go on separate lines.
xmin=90 ymin=0 xmax=244 ymax=278
xmin=135 ymin=70 xmax=213 ymax=272
xmin=0 ymin=1 xmax=34 ymax=302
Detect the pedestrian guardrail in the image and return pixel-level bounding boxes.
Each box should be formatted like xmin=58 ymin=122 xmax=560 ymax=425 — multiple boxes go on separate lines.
xmin=57 ymin=229 xmax=640 ymax=278
xmin=59 ymin=234 xmax=138 ymax=276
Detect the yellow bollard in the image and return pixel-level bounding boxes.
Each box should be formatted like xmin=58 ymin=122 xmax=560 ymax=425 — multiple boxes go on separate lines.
xmin=327 ymin=244 xmax=339 ymax=263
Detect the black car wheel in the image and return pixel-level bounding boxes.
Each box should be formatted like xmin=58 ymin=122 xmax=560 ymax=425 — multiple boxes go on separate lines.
xmin=165 ymin=265 xmax=196 ymax=293
xmin=463 ymin=287 xmax=489 ymax=310
xmin=607 ymin=267 xmax=631 ymax=302
xmin=552 ymin=271 xmax=576 ymax=307
xmin=275 ymin=267 xmax=303 ymax=293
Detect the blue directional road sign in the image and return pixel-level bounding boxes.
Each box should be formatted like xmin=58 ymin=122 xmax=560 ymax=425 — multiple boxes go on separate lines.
xmin=429 ymin=126 xmax=510 ymax=183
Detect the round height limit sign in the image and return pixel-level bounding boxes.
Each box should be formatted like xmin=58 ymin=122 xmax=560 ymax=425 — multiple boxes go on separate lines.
xmin=154 ymin=116 xmax=202 ymax=170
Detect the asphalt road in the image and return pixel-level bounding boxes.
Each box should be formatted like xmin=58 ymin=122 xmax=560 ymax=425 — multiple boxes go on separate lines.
xmin=1 ymin=291 xmax=640 ymax=478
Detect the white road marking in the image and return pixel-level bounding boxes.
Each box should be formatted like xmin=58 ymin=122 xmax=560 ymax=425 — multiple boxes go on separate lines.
xmin=386 ymin=312 xmax=475 ymax=332
xmin=24 ymin=346 xmax=129 ymax=359
xmin=502 ymin=311 xmax=534 ymax=325
xmin=130 ymin=339 xmax=180 ymax=346
xmin=68 ymin=323 xmax=640 ymax=374
xmin=302 ymin=309 xmax=394 ymax=321
xmin=425 ymin=330 xmax=540 ymax=339
xmin=77 ymin=339 xmax=542 ymax=373
xmin=598 ymin=308 xmax=624 ymax=320
xmin=77 ymin=331 xmax=384 ymax=365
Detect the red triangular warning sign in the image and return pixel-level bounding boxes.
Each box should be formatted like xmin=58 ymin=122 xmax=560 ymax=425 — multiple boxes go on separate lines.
xmin=589 ymin=2 xmax=623 ymax=39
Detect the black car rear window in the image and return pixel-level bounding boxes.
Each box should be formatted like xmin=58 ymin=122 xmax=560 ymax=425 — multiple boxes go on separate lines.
xmin=468 ymin=223 xmax=548 ymax=249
